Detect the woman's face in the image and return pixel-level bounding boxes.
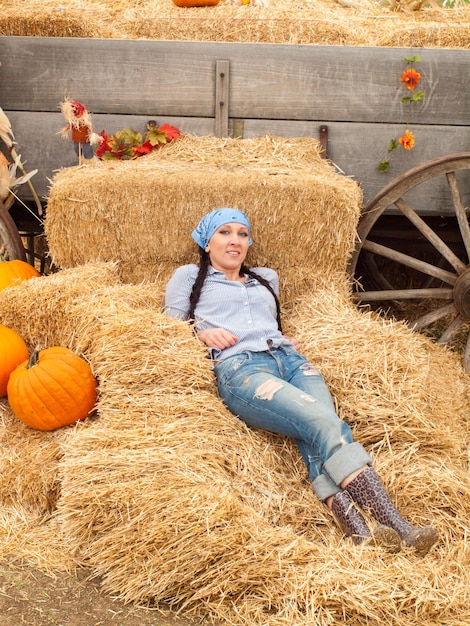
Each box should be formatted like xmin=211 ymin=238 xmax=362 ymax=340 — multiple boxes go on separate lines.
xmin=206 ymin=222 xmax=250 ymax=276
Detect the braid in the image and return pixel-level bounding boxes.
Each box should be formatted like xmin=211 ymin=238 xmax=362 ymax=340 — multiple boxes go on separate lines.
xmin=188 ymin=250 xmax=283 ymax=334
xmin=188 ymin=248 xmax=210 ymax=323
xmin=242 ymin=264 xmax=283 ymax=334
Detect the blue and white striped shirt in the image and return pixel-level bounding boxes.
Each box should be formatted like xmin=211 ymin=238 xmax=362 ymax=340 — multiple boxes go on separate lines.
xmin=165 ymin=264 xmax=293 ymax=361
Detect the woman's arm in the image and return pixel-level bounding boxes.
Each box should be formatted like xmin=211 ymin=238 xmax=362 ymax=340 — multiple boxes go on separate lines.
xmin=283 ymin=335 xmax=302 ymax=352
xmin=196 ymin=328 xmax=239 ymax=350
xmin=164 ymin=265 xmax=198 ymax=320
xmin=166 ymin=266 xmax=238 ymax=350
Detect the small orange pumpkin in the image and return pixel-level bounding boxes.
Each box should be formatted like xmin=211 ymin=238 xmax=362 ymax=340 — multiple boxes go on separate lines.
xmin=7 ymin=346 xmax=97 ymax=431
xmin=172 ymin=0 xmax=220 ymax=6
xmin=0 ymin=324 xmax=29 ymax=396
xmin=0 ymin=259 xmax=40 ymax=291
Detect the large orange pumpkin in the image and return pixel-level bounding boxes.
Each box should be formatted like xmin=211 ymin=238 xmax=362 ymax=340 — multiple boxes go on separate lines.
xmin=0 ymin=259 xmax=40 ymax=291
xmin=0 ymin=324 xmax=29 ymax=396
xmin=7 ymin=346 xmax=98 ymax=431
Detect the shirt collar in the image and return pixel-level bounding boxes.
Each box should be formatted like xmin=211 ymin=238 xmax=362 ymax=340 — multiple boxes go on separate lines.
xmin=208 ymin=265 xmax=257 ymax=284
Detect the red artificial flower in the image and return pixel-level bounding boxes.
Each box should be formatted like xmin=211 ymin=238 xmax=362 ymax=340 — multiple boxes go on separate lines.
xmin=399 ymin=129 xmax=415 ymax=151
xmin=401 ymin=68 xmax=421 ymax=91
xmin=134 ymin=140 xmax=153 ymax=156
xmin=95 ymin=131 xmax=110 ymax=158
xmin=158 ymin=123 xmax=181 ymax=141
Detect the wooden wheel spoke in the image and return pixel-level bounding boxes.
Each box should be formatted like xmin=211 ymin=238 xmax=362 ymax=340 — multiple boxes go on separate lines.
xmin=354 ymin=288 xmax=453 ymax=303
xmin=362 ymin=239 xmax=458 ymax=286
xmin=437 ymin=313 xmax=464 ymax=345
xmin=464 ymin=333 xmax=470 ymax=371
xmin=409 ymin=302 xmax=457 ymax=331
xmin=362 ymin=251 xmax=394 ymax=291
xmin=446 ymin=171 xmax=470 ymax=262
xmin=395 ymin=197 xmax=467 ymax=274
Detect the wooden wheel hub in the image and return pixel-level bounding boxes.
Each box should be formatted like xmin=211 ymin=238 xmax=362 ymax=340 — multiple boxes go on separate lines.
xmin=454 ymin=269 xmax=470 ymax=319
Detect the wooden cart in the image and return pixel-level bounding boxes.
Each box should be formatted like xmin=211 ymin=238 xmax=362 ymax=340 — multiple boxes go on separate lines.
xmin=1 ymin=36 xmax=469 ymax=364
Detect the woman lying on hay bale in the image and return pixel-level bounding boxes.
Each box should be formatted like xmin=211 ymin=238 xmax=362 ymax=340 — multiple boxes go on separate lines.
xmin=165 ymin=208 xmax=439 ymax=557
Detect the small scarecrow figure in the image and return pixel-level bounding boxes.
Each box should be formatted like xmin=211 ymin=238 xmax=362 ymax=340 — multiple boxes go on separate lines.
xmin=60 ymin=98 xmax=100 ymax=163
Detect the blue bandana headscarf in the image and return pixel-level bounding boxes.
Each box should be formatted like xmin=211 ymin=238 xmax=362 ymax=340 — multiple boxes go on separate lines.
xmin=191 ymin=208 xmax=252 ymax=250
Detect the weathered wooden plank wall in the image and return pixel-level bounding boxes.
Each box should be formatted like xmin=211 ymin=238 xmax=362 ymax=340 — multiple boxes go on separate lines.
xmin=1 ymin=36 xmax=469 ymax=207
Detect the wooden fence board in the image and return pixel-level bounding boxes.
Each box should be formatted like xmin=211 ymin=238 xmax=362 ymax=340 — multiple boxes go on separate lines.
xmin=1 ymin=37 xmax=469 ymax=124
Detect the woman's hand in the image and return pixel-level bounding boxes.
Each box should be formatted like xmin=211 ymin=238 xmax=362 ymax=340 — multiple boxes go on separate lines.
xmin=197 ymin=328 xmax=239 ymax=350
xmin=284 ymin=335 xmax=302 ymax=352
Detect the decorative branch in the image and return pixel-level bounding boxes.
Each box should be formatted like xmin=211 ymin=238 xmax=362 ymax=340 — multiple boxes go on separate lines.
xmin=0 ymin=106 xmax=43 ymax=215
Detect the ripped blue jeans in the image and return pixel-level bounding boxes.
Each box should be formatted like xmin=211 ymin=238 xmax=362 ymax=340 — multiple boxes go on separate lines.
xmin=214 ymin=346 xmax=371 ymax=501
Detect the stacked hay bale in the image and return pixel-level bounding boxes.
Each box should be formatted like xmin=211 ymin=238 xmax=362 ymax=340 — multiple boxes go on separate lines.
xmin=45 ymin=134 xmax=361 ymax=305
xmin=1 ymin=133 xmax=470 ymax=624
xmin=1 ymin=0 xmax=469 ymax=49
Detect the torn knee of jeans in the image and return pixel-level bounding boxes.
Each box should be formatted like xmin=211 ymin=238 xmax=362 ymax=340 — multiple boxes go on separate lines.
xmin=254 ymin=379 xmax=283 ymax=400
xmin=300 ymin=363 xmax=321 ymax=376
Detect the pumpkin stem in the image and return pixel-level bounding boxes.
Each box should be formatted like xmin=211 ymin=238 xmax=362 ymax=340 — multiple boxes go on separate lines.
xmin=26 ymin=350 xmax=40 ymax=369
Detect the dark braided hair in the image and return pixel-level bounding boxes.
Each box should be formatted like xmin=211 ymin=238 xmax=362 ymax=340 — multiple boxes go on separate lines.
xmin=188 ymin=247 xmax=283 ymax=333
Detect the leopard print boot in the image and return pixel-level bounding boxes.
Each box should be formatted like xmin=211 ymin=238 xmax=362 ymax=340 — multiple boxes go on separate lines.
xmin=345 ymin=467 xmax=439 ymax=556
xmin=331 ymin=490 xmax=401 ymax=552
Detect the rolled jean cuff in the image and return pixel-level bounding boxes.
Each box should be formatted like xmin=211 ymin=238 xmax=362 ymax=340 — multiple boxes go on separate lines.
xmin=312 ymin=474 xmax=342 ymax=501
xmin=323 ymin=442 xmax=372 ymax=487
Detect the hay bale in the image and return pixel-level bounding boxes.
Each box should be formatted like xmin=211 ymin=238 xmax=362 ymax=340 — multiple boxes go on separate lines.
xmin=288 ymin=276 xmax=470 ymax=454
xmin=0 ymin=400 xmax=64 ymax=515
xmin=0 ymin=267 xmax=169 ymax=524
xmin=0 ymin=263 xmax=116 ymax=520
xmin=1 ymin=0 xmax=469 ymax=48
xmin=0 ymin=261 xmax=121 ymax=350
xmin=54 ymin=289 xmax=470 ymax=624
xmin=45 ymin=135 xmax=362 ymax=304
xmin=0 ymin=5 xmax=114 ymax=38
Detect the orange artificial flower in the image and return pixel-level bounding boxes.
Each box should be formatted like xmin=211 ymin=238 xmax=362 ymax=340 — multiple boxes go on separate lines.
xmin=401 ymin=68 xmax=421 ymax=91
xmin=399 ymin=129 xmax=415 ymax=151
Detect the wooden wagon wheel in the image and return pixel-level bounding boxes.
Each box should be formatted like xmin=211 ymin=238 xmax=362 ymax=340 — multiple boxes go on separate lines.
xmin=348 ymin=152 xmax=470 ymax=370
xmin=0 ymin=199 xmax=27 ymax=261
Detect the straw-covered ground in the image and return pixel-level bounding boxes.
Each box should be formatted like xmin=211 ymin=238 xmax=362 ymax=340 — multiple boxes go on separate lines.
xmin=1 ymin=0 xmax=469 ymax=49
xmin=0 ymin=134 xmax=470 ymax=625
xmin=0 ymin=563 xmax=198 ymax=626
